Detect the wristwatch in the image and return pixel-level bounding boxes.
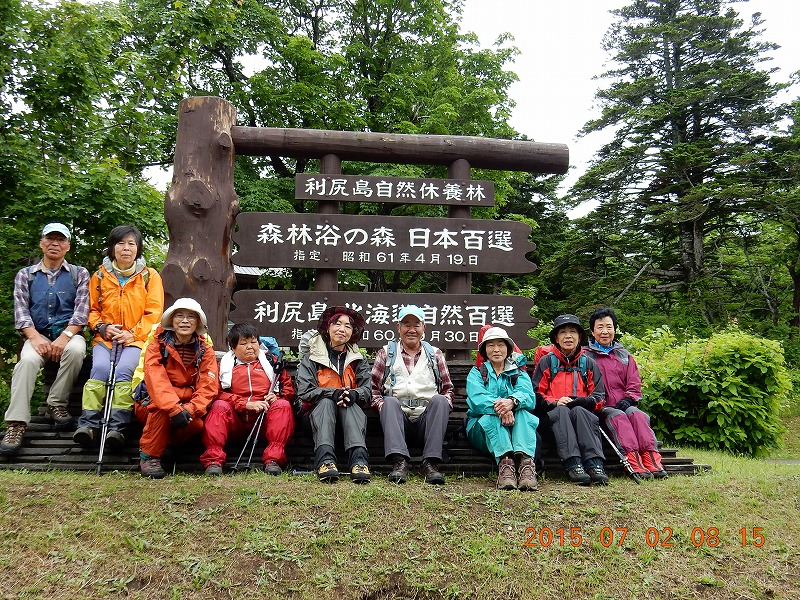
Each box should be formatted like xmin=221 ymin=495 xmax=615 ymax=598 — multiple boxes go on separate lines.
xmin=63 ymin=330 xmax=74 ymax=339
xmin=510 ymin=396 xmax=520 ymax=408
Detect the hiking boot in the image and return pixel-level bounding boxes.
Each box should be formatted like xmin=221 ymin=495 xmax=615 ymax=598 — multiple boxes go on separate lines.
xmin=420 ymin=459 xmax=445 ymax=485
xmin=46 ymin=405 xmax=73 ymax=431
xmin=517 ymin=456 xmax=538 ymax=491
xmin=205 ymin=462 xmax=223 ymax=476
xmin=263 ymin=460 xmax=283 ymax=476
xmin=104 ymin=430 xmax=126 ymax=452
xmin=317 ymin=462 xmax=339 ymax=483
xmin=0 ymin=422 xmax=26 ymax=456
xmin=566 ymin=464 xmax=592 ymax=486
xmin=350 ymin=463 xmax=371 ymax=484
xmin=625 ymin=450 xmax=653 ymax=479
xmin=388 ymin=457 xmax=410 ymax=483
xmin=140 ymin=456 xmax=166 ymax=479
xmin=586 ymin=461 xmax=609 ymax=486
xmin=496 ymin=457 xmax=517 ymax=490
xmin=641 ymin=450 xmax=668 ymax=479
xmin=73 ymin=427 xmax=95 ymax=449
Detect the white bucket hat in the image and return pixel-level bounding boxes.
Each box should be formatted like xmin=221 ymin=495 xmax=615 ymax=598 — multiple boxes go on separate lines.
xmin=161 ymin=297 xmax=208 ymax=335
xmin=478 ymin=326 xmax=515 ymax=359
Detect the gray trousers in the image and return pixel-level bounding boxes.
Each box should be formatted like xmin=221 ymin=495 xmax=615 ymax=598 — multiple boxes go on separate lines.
xmin=380 ymin=394 xmax=451 ymax=462
xmin=6 ymin=335 xmax=86 ymax=425
xmin=309 ymin=398 xmax=367 ymax=454
xmin=543 ymin=405 xmax=604 ymax=466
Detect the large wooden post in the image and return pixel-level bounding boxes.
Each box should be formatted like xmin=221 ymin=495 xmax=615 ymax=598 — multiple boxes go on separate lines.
xmin=447 ymin=158 xmax=472 ymax=361
xmin=315 ymin=154 xmax=341 ymax=292
xmin=162 ymin=96 xmax=239 ymax=349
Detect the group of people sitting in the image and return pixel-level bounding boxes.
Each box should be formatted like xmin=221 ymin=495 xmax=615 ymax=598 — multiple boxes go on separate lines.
xmin=2 ymin=222 xmax=668 ymax=488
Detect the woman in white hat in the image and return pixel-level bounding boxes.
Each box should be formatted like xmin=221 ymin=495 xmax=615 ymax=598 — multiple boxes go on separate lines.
xmin=466 ymin=326 xmax=539 ymax=491
xmin=134 ymin=298 xmax=219 ymax=478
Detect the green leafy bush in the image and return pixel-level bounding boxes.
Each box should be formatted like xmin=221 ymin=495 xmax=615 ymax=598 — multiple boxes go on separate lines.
xmin=634 ymin=326 xmax=790 ymax=457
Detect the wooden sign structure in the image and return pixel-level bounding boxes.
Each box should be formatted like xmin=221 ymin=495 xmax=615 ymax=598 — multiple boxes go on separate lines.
xmin=232 ymin=213 xmax=536 ymax=273
xmin=228 ymin=291 xmax=536 ymax=351
xmin=163 ymin=96 xmax=569 ymax=351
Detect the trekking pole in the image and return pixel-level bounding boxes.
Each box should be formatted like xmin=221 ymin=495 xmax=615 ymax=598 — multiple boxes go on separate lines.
xmin=599 ymin=426 xmax=642 ymax=484
xmin=96 ymin=340 xmax=119 ymax=476
xmin=230 ymin=358 xmax=284 ymax=475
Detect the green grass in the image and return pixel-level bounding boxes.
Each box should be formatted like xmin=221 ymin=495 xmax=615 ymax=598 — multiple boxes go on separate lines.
xmin=1 ymin=453 xmax=799 ymax=600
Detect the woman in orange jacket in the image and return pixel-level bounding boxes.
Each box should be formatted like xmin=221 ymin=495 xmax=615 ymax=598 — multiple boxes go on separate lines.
xmin=135 ymin=298 xmax=219 ymax=478
xmin=74 ymin=225 xmax=164 ymax=450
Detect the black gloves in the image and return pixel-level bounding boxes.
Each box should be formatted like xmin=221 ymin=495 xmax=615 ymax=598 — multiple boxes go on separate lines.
xmin=171 ymin=409 xmax=192 ymax=429
xmin=567 ymin=397 xmax=595 ymax=410
xmin=331 ymin=389 xmax=352 ymax=406
xmin=615 ymin=398 xmax=633 ymax=412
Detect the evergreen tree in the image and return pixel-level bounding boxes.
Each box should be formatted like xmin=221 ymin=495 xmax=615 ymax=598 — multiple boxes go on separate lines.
xmin=570 ymin=0 xmax=782 ymax=323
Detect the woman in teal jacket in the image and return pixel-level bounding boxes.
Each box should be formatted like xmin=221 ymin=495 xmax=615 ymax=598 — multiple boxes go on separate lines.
xmin=466 ymin=327 xmax=538 ymax=491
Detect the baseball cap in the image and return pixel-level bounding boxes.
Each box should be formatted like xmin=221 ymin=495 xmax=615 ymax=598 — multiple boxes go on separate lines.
xmin=397 ymin=305 xmax=425 ymax=323
xmin=42 ymin=223 xmax=71 ymax=240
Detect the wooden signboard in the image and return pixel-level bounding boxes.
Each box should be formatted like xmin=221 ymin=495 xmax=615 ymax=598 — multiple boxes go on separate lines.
xmin=232 ymin=213 xmax=536 ymax=274
xmin=229 ymin=290 xmax=538 ymax=350
xmin=295 ymin=174 xmax=495 ymax=205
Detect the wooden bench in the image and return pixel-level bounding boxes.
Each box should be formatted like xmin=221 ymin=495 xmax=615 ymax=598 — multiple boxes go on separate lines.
xmin=0 ymin=358 xmax=710 ymax=478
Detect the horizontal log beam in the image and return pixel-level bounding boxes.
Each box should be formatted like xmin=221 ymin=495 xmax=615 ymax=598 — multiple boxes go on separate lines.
xmin=230 ymin=126 xmax=569 ymax=174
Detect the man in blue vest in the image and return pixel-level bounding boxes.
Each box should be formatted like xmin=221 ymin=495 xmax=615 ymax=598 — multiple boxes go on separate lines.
xmin=370 ymin=305 xmax=454 ymax=485
xmin=1 ymin=223 xmax=90 ymax=456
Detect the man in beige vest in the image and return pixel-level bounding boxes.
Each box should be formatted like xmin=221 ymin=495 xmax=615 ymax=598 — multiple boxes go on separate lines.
xmin=370 ymin=305 xmax=454 ymax=484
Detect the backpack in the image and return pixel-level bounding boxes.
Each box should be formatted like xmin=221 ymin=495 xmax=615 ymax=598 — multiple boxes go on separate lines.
xmin=259 ymin=336 xmax=280 ymax=359
xmin=381 ymin=340 xmax=442 ymax=393
xmin=534 ymin=345 xmax=589 ymax=395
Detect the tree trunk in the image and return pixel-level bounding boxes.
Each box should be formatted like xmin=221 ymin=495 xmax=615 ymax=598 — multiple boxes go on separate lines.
xmin=162 ymin=96 xmax=239 ymax=350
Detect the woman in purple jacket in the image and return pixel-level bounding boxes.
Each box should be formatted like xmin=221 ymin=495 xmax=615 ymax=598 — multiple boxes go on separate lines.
xmin=584 ymin=307 xmax=667 ymax=479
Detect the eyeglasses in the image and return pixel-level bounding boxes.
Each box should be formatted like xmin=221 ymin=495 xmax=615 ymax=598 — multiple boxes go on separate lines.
xmin=173 ymin=312 xmax=198 ymax=322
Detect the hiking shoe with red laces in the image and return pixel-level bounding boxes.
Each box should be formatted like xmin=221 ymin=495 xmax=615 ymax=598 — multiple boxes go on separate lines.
xmin=517 ymin=456 xmax=538 ymax=491
xmin=140 ymin=456 xmax=166 ymax=479
xmin=641 ymin=450 xmax=668 ymax=479
xmin=0 ymin=422 xmax=26 ymax=456
xmin=46 ymin=405 xmax=73 ymax=431
xmin=625 ymin=450 xmax=653 ymax=479
xmin=496 ymin=457 xmax=517 ymax=490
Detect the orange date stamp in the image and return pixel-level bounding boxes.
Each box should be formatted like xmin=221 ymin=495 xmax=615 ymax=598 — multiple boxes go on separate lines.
xmin=524 ymin=526 xmax=766 ymax=548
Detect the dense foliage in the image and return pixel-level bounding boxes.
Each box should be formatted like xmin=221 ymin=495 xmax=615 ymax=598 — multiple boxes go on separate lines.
xmin=630 ymin=326 xmax=790 ymax=457
xmin=555 ymin=0 xmax=799 ymax=346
